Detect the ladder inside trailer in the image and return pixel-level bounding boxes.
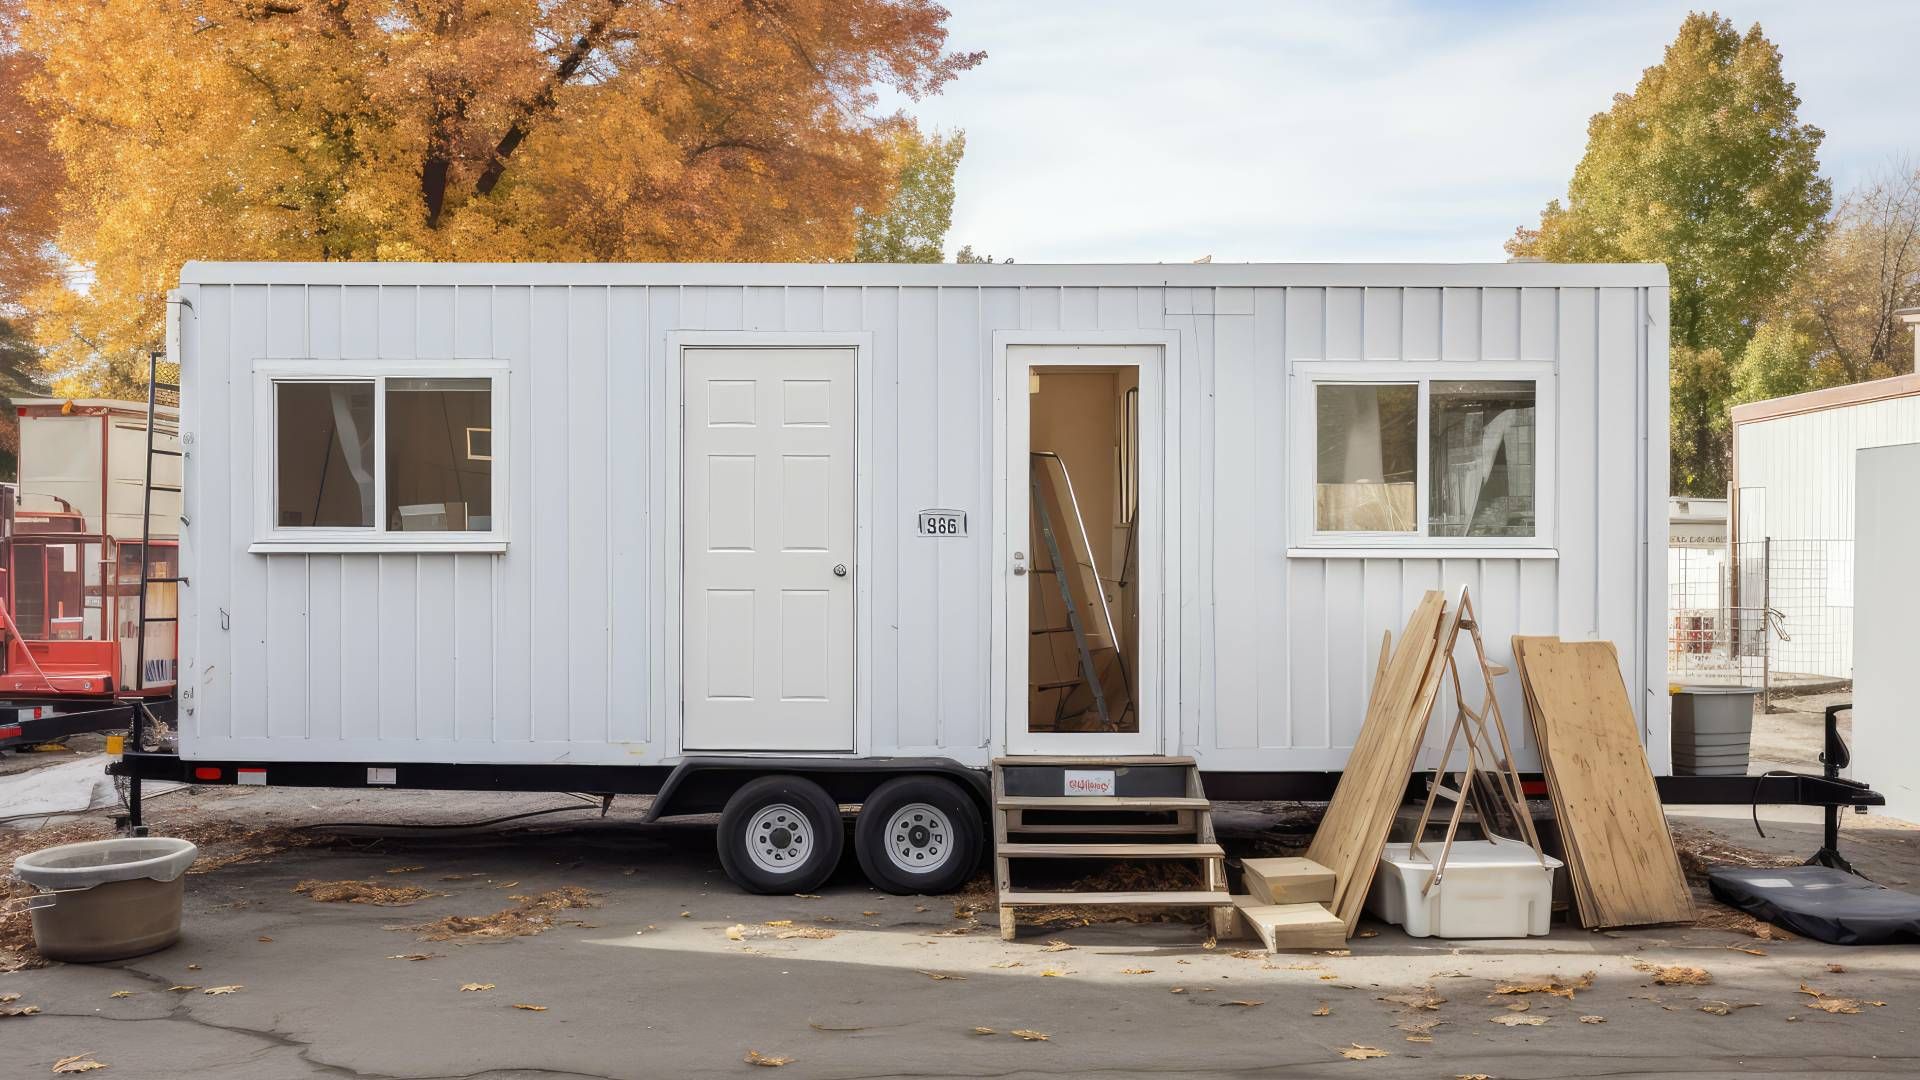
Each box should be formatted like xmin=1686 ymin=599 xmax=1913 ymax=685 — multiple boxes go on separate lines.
xmin=1029 ymin=452 xmax=1133 ymax=732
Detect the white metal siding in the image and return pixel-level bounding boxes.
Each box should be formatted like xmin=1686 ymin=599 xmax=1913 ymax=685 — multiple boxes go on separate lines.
xmin=1734 ymin=395 xmax=1920 ymax=677
xmin=177 ymin=264 xmax=1665 ymax=772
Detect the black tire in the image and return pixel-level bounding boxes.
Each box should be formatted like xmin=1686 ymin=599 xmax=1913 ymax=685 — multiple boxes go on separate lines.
xmin=855 ymin=775 xmax=984 ymax=895
xmin=716 ymin=775 xmax=845 ymax=895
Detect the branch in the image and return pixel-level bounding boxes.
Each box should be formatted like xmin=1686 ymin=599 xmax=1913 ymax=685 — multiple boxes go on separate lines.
xmin=473 ymin=0 xmax=628 ymax=198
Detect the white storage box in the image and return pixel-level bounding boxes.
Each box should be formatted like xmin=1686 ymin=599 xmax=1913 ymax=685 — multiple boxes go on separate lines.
xmin=1367 ymin=838 xmax=1562 ymax=938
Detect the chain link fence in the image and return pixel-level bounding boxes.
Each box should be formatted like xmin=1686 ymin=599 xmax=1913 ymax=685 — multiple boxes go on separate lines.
xmin=1667 ymin=538 xmax=1853 ymax=708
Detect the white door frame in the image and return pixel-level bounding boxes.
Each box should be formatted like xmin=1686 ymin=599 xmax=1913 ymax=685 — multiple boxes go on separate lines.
xmin=665 ymin=331 xmax=876 ymax=758
xmin=992 ymin=331 xmax=1181 ymax=758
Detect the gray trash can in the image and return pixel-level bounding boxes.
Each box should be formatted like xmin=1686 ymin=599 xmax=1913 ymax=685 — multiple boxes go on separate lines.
xmin=1671 ymin=686 xmax=1760 ymax=776
xmin=10 ymin=837 xmax=198 ymax=962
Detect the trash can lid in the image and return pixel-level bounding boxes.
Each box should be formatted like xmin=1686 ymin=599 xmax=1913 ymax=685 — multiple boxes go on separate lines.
xmin=11 ymin=837 xmax=199 ymax=889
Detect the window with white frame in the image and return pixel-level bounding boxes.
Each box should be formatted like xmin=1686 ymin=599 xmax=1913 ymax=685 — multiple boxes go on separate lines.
xmin=258 ymin=365 xmax=505 ymax=550
xmin=1295 ymin=366 xmax=1551 ymax=550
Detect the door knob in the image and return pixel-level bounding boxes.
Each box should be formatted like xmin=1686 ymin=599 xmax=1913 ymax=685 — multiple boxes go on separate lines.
xmin=833 ymin=564 xmax=848 ymax=577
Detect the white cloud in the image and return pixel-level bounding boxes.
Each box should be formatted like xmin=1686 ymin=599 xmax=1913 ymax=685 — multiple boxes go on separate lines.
xmin=899 ymin=1 xmax=1918 ymax=262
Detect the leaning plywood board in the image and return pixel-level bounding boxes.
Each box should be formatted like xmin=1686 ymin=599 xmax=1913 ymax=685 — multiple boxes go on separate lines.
xmin=1516 ymin=638 xmax=1694 ymax=927
xmin=1242 ymin=857 xmax=1336 ymax=906
xmin=1305 ymin=590 xmax=1448 ymax=935
xmin=1231 ymin=897 xmax=1348 ymax=951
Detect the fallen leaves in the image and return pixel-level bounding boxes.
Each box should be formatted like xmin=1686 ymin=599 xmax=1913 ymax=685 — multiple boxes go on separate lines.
xmin=1489 ymin=1014 xmax=1549 ymax=1027
xmin=1826 ymin=963 xmax=1847 ymax=974
xmin=459 ymin=983 xmax=495 ymax=993
xmin=1726 ymin=945 xmax=1766 ymax=956
xmin=1697 ymin=1001 xmax=1760 ymax=1016
xmin=165 ymin=986 xmax=197 ymax=993
xmin=386 ymin=865 xmax=424 ymax=874
xmin=1379 ymin=992 xmax=1445 ymax=1011
xmin=1635 ymin=963 xmax=1712 ymax=986
xmin=1311 ymin=1003 xmax=1330 ymax=1017
xmin=1579 ymin=1014 xmax=1606 ymax=1024
xmin=1336 ymin=1044 xmax=1388 ymax=1060
xmin=916 ymin=970 xmax=965 ymax=981
xmin=512 ymin=1004 xmax=548 ymax=1011
xmin=202 ymin=985 xmax=243 ymax=995
xmin=294 ymin=879 xmax=440 ymax=906
xmin=51 ymin=1054 xmax=108 ymax=1074
xmin=744 ymin=1050 xmax=793 ymax=1067
xmin=969 ymin=1026 xmax=996 ymax=1035
xmin=987 ymin=960 xmax=1024 ymax=970
xmin=108 ymin=991 xmax=133 ymax=999
xmin=1039 ymin=940 xmax=1074 ymax=953
xmin=725 ymin=924 xmax=748 ymax=941
xmin=1119 ymin=967 xmax=1153 ymax=975
xmin=1011 ymin=1029 xmax=1050 ymax=1041
xmin=1493 ymin=972 xmax=1594 ymax=999
xmin=1037 ymin=968 xmax=1071 ymax=978
xmin=776 ymin=928 xmax=836 ymax=940
xmin=0 ymin=1004 xmax=40 ymax=1018
xmin=257 ymin=936 xmax=274 ymax=943
xmin=1219 ymin=999 xmax=1264 ymax=1008
xmin=386 ymin=953 xmax=439 ymax=962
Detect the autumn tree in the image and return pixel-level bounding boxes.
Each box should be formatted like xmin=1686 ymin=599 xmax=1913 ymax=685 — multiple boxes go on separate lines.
xmin=19 ymin=0 xmax=981 ymax=394
xmin=0 ymin=1 xmax=55 ymax=470
xmin=1508 ymin=13 xmax=1830 ymax=496
xmin=855 ymin=126 xmax=964 ymax=263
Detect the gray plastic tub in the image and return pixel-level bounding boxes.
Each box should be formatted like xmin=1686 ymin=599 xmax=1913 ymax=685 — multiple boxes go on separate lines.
xmin=10 ymin=837 xmax=198 ymax=962
xmin=1672 ymin=686 xmax=1760 ymax=777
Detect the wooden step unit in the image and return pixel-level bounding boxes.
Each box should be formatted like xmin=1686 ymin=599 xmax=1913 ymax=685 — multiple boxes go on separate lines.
xmin=991 ymin=757 xmax=1233 ymax=941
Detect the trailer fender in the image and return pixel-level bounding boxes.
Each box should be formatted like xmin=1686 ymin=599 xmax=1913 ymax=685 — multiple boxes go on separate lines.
xmin=643 ymin=757 xmax=989 ymax=823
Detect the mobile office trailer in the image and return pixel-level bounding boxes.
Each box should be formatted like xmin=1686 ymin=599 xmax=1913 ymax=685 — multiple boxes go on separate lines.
xmin=123 ymin=260 xmax=1701 ymax=895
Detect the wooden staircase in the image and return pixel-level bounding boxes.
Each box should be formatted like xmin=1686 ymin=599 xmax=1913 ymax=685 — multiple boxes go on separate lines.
xmin=991 ymin=756 xmax=1234 ymax=941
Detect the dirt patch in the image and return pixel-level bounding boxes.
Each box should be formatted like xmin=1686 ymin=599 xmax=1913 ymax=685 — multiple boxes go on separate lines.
xmin=404 ymin=887 xmax=599 ymax=942
xmin=1670 ymin=825 xmax=1801 ymax=939
xmin=293 ymin=879 xmax=442 ymax=906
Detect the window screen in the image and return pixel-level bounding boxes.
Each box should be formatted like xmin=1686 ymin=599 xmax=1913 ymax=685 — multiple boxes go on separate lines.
xmin=276 ymin=382 xmax=375 ymax=528
xmin=1314 ymin=383 xmax=1417 ymax=532
xmin=385 ymin=378 xmax=492 ymax=532
xmin=1428 ymin=380 xmax=1535 ymax=538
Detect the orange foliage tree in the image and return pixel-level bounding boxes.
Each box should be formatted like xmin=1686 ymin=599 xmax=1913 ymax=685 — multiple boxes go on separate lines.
xmin=17 ymin=0 xmax=980 ymax=394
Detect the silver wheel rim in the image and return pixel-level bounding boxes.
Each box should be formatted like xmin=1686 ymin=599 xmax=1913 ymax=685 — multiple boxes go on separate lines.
xmin=745 ymin=803 xmax=815 ymax=875
xmin=885 ymin=802 xmax=954 ymax=874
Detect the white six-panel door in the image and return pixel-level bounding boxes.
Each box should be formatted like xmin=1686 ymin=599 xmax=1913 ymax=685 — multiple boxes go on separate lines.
xmin=683 ymin=348 xmax=856 ymax=751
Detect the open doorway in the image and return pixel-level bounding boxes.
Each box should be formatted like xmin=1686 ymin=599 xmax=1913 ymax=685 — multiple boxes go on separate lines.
xmin=1026 ymin=364 xmax=1140 ymax=737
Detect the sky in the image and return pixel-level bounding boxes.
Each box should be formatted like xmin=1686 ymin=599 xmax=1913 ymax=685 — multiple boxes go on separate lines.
xmin=896 ymin=1 xmax=1919 ymax=263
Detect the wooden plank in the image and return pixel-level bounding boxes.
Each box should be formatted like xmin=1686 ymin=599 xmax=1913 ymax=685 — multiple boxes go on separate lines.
xmin=1516 ymin=637 xmax=1693 ymax=927
xmin=996 ymin=843 xmax=1222 ymax=858
xmin=999 ymin=890 xmax=1233 ymax=907
xmin=1242 ymin=857 xmax=1336 ymax=906
xmin=1305 ymin=590 xmax=1448 ymax=935
xmin=994 ymin=796 xmax=1212 ymax=811
xmin=1231 ymin=898 xmax=1348 ymax=951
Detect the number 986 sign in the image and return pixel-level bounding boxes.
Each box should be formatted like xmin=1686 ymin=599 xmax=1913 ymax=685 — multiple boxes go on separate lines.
xmin=916 ymin=509 xmax=967 ymax=537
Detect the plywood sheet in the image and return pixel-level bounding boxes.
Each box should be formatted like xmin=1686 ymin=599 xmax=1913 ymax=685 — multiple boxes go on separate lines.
xmin=1306 ymin=590 xmax=1448 ymax=935
xmin=1515 ymin=637 xmax=1693 ymax=928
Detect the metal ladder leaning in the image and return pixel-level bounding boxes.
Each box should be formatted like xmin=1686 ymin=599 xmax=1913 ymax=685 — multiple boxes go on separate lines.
xmin=133 ymin=351 xmax=185 ymax=693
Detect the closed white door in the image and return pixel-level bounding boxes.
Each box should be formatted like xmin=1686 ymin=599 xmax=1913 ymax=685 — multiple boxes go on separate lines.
xmin=683 ymin=348 xmax=856 ymax=751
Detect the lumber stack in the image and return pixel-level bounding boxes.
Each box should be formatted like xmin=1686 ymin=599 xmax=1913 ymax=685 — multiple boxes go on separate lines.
xmin=1512 ymin=636 xmax=1694 ymax=928
xmin=1303 ymin=590 xmax=1452 ymax=935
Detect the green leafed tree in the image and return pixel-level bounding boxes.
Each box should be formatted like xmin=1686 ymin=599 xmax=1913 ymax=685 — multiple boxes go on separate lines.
xmin=855 ymin=126 xmax=965 ymax=263
xmin=1508 ymin=12 xmax=1831 ymax=495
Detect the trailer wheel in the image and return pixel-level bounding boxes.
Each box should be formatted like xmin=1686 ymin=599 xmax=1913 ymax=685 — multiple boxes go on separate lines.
xmin=854 ymin=776 xmax=983 ymax=895
xmin=716 ymin=775 xmax=845 ymax=895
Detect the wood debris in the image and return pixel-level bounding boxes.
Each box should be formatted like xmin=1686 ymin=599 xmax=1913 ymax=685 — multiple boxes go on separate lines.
xmin=987 ymin=960 xmax=1023 ymax=969
xmin=387 ymin=953 xmax=439 ymax=962
xmin=1379 ymin=992 xmax=1445 ymax=1010
xmin=407 ymin=887 xmax=598 ymax=942
xmin=1039 ymin=940 xmax=1074 ymax=952
xmin=0 ymin=1004 xmax=40 ymax=1017
xmin=294 ymin=879 xmax=441 ymax=906
xmin=165 ymin=986 xmax=197 ymax=993
xmin=1797 ymin=984 xmax=1886 ymax=1014
xmin=1119 ymin=967 xmax=1153 ymax=975
xmin=776 ymin=928 xmax=836 ymax=940
xmin=1826 ymin=963 xmax=1847 ymax=974
xmin=1635 ymin=963 xmax=1711 ymax=986
xmin=1038 ymin=968 xmax=1071 ymax=977
xmin=109 ymin=991 xmax=133 ymax=999
xmin=1219 ymin=999 xmax=1264 ymax=1008
xmin=1493 ymin=971 xmax=1593 ymax=999
xmin=970 ymin=1026 xmax=995 ymax=1035
xmin=386 ymin=865 xmax=424 ymax=874
xmin=744 ymin=1050 xmax=793 ymax=1067
xmin=1726 ymin=945 xmax=1766 ymax=956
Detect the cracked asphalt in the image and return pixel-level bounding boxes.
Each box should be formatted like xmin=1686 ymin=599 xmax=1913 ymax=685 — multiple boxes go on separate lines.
xmin=3 ymin=775 xmax=1920 ymax=1079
